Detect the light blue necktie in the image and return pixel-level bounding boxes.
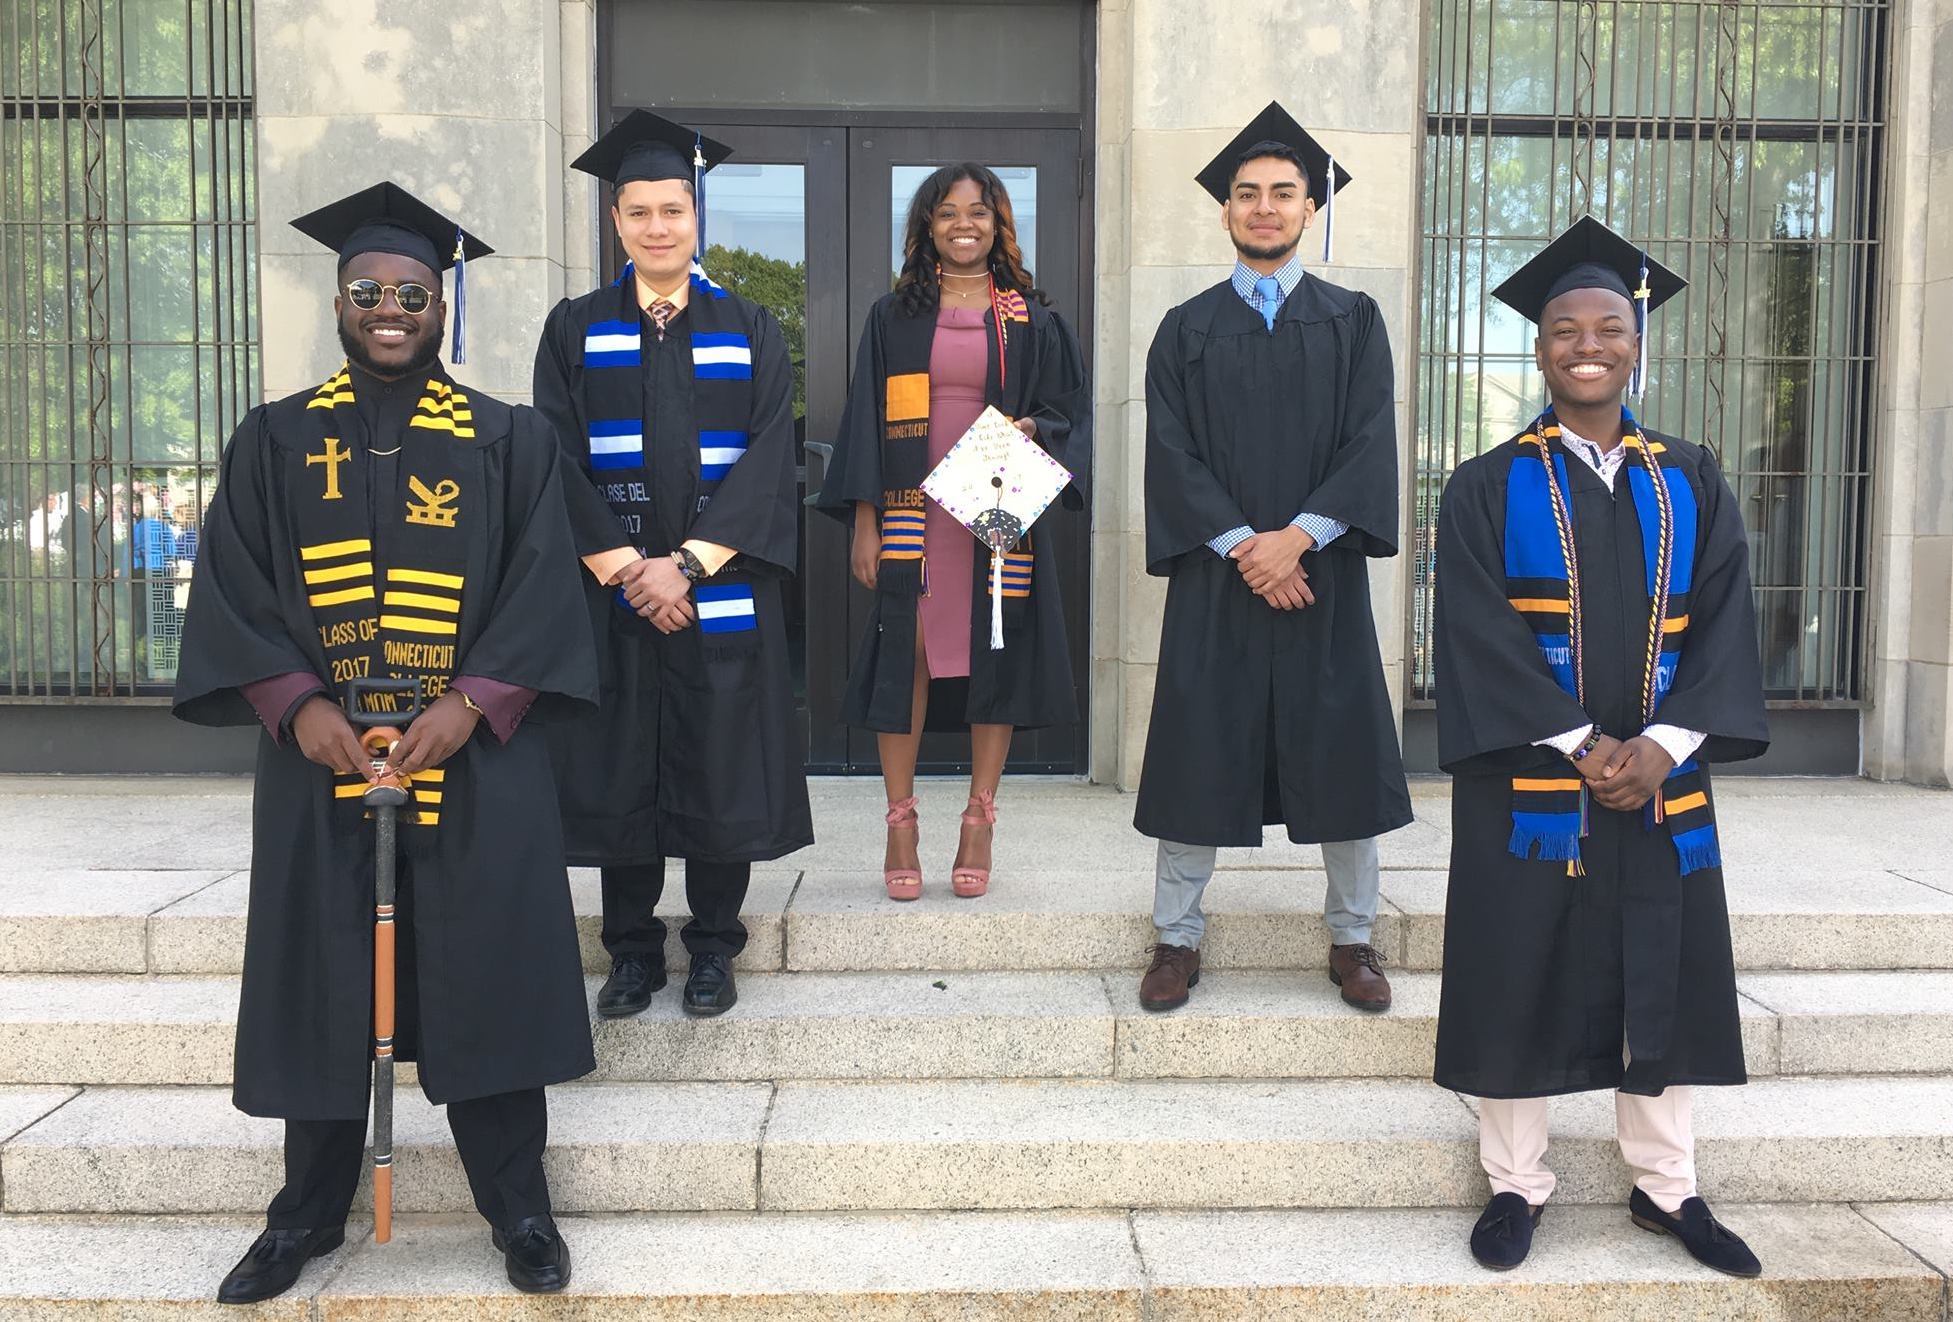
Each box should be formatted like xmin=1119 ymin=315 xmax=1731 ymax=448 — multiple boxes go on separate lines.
xmin=1255 ymin=275 xmax=1282 ymax=331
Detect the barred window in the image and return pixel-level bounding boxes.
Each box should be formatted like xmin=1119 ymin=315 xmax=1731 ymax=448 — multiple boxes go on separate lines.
xmin=1 ymin=0 xmax=256 ymax=697
xmin=1414 ymin=0 xmax=1885 ymax=703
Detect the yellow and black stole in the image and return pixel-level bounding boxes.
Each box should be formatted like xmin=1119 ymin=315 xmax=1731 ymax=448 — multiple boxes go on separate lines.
xmin=874 ymin=285 xmax=1036 ymax=599
xmin=292 ymin=363 xmax=477 ymax=832
xmin=1504 ymin=407 xmax=1719 ymax=876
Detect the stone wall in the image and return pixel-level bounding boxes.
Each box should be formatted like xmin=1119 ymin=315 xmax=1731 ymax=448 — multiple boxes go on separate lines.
xmin=1090 ymin=0 xmax=1423 ymax=788
xmin=1864 ymin=0 xmax=1953 ymax=785
xmin=252 ymin=0 xmax=598 ymax=408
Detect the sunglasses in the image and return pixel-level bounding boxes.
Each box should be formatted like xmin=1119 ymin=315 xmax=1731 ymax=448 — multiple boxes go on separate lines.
xmin=343 ymin=279 xmax=436 ymax=315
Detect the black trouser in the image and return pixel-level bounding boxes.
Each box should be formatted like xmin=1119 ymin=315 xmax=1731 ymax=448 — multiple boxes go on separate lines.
xmin=266 ymin=1087 xmax=551 ymax=1231
xmin=599 ymin=858 xmax=749 ymax=961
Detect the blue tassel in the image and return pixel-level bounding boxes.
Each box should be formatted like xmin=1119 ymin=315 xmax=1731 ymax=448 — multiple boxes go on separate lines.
xmin=693 ymin=134 xmax=708 ymax=264
xmin=1630 ymin=250 xmax=1650 ymax=399
xmin=612 ymin=259 xmax=634 ymax=289
xmin=449 ymin=227 xmax=468 ymax=365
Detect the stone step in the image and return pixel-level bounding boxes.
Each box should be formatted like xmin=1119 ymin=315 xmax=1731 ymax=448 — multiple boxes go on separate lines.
xmin=9 ymin=865 xmax=1953 ymax=977
xmin=0 ymin=1203 xmax=1943 ymax=1319
xmin=5 ymin=969 xmax=1948 ymax=1088
xmin=4 ymin=1075 xmax=1950 ymax=1215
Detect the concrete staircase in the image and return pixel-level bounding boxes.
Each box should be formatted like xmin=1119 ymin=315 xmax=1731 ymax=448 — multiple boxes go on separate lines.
xmin=2 ymin=778 xmax=1951 ymax=1317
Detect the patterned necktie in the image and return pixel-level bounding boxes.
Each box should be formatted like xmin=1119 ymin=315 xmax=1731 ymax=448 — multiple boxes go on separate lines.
xmin=1255 ymin=276 xmax=1282 ymax=332
xmin=647 ymin=297 xmax=676 ymax=342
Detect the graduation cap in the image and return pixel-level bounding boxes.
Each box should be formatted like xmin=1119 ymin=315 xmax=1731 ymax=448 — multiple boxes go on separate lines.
xmin=1491 ymin=214 xmax=1687 ymax=397
xmin=289 ymin=181 xmax=492 ymax=365
xmin=1193 ymin=101 xmax=1353 ymax=262
xmin=572 ymin=110 xmax=734 ymax=262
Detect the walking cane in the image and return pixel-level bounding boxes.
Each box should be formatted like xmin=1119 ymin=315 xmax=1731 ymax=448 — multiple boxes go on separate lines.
xmin=344 ymin=678 xmax=422 ymax=1245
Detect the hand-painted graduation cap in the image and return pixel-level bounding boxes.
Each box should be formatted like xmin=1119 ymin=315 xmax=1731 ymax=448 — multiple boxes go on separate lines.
xmin=289 ymin=181 xmax=492 ymax=364
xmin=1491 ymin=214 xmax=1687 ymax=396
xmin=1193 ymin=100 xmax=1353 ymax=260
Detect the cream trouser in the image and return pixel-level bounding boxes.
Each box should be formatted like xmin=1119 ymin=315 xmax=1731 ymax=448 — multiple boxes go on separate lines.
xmin=1478 ymin=1089 xmax=1695 ymax=1213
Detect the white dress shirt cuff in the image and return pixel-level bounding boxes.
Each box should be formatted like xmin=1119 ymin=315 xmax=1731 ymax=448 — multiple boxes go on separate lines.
xmin=1535 ymin=724 xmax=1594 ymax=756
xmin=1642 ymin=723 xmax=1708 ymax=767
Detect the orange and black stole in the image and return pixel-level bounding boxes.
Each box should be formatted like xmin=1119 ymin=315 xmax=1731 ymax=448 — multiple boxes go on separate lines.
xmin=1503 ymin=407 xmax=1719 ymax=876
xmin=293 ymin=364 xmax=474 ymax=835
xmin=874 ymin=281 xmax=1037 ymax=598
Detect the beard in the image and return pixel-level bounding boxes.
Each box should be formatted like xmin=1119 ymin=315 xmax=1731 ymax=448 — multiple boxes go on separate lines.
xmin=1232 ymin=232 xmax=1300 ymax=264
xmin=337 ymin=318 xmax=446 ymax=380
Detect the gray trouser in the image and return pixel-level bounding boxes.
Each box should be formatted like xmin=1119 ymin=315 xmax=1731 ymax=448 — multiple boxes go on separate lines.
xmin=1152 ymin=837 xmax=1380 ymax=949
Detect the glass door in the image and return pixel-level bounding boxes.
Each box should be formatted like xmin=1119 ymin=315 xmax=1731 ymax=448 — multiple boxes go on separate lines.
xmin=635 ymin=119 xmax=1086 ymax=774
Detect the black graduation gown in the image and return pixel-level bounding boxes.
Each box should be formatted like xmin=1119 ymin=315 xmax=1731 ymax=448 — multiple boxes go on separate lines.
xmin=172 ymin=376 xmax=599 ymax=1120
xmin=533 ymin=289 xmax=813 ymax=866
xmin=815 ymin=292 xmax=1092 ymax=732
xmin=1431 ymin=431 xmax=1769 ymax=1098
xmin=1134 ymin=275 xmax=1412 ymax=846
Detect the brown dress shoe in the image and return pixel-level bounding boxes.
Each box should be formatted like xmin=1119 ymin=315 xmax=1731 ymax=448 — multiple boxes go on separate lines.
xmin=1139 ymin=943 xmax=1201 ymax=1012
xmin=1329 ymin=942 xmax=1392 ymax=1012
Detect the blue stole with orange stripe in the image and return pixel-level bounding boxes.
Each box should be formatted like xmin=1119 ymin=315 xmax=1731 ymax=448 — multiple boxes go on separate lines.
xmin=295 ymin=364 xmax=476 ymax=835
xmin=1504 ymin=408 xmax=1719 ymax=876
xmin=577 ymin=262 xmax=755 ymax=543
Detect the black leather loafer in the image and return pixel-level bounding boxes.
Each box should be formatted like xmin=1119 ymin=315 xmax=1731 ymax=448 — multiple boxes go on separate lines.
xmin=1629 ymin=1187 xmax=1761 ymax=1277
xmin=682 ymin=952 xmax=737 ymax=1016
xmin=595 ymin=953 xmax=666 ymax=1018
xmin=216 ymin=1225 xmax=346 ymax=1304
xmin=492 ymin=1214 xmax=572 ymax=1293
xmin=1469 ymin=1191 xmax=1542 ymax=1271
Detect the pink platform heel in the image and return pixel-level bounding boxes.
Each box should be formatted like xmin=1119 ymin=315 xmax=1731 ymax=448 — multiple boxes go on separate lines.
xmin=951 ymin=789 xmax=996 ymax=898
xmin=883 ymin=796 xmax=922 ymax=901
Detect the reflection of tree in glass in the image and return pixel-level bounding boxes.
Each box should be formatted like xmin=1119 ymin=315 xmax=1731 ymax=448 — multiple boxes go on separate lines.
xmin=705 ymin=243 xmax=807 ymax=420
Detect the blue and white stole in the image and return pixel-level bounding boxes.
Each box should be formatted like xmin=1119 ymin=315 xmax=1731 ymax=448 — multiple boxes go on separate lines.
xmin=1503 ymin=408 xmax=1720 ymax=876
xmin=577 ymin=260 xmax=759 ymax=642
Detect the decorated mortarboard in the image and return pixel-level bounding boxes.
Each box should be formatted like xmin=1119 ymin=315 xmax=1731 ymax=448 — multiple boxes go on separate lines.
xmin=921 ymin=407 xmax=1073 ymax=652
xmin=573 ymin=110 xmax=734 ymax=264
xmin=1491 ymin=214 xmax=1688 ymax=397
xmin=289 ymin=181 xmax=492 ymax=364
xmin=1193 ymin=100 xmax=1353 ymax=262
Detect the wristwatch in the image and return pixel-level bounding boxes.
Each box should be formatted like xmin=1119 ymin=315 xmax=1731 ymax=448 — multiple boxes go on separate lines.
xmin=671 ymin=546 xmax=706 ymax=582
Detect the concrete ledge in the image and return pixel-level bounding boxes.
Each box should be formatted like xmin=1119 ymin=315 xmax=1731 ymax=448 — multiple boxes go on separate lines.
xmin=0 ymin=1083 xmax=768 ymax=1215
xmin=0 ymin=1205 xmax=1939 ymax=1320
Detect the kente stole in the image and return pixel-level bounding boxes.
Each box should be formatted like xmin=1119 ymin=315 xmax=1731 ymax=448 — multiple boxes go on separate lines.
xmin=875 ymin=286 xmax=1035 ymax=599
xmin=578 ymin=261 xmax=760 ymax=648
xmin=293 ymin=364 xmax=475 ymax=832
xmin=1503 ymin=408 xmax=1719 ymax=876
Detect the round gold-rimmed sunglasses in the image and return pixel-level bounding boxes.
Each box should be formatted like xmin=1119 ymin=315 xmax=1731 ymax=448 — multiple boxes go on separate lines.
xmin=343 ymin=279 xmax=437 ymax=315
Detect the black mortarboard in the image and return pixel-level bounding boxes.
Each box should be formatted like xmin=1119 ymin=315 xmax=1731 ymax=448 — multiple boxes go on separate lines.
xmin=289 ymin=181 xmax=493 ymax=363
xmin=572 ymin=109 xmax=733 ymax=189
xmin=1491 ymin=214 xmax=1686 ymax=324
xmin=1194 ymin=101 xmax=1353 ymax=261
xmin=1492 ymin=215 xmax=1687 ymax=396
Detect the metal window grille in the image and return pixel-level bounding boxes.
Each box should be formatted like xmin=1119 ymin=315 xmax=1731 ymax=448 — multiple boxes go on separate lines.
xmin=2 ymin=0 xmax=256 ymax=698
xmin=1414 ymin=0 xmax=1886 ymax=703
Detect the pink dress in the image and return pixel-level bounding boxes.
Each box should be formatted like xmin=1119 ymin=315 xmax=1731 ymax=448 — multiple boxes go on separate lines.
xmin=918 ymin=305 xmax=990 ymax=679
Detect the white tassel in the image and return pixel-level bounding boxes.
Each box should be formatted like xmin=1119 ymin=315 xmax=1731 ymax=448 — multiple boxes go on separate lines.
xmin=1322 ymin=154 xmax=1335 ymax=264
xmin=990 ymin=551 xmax=1005 ymax=650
